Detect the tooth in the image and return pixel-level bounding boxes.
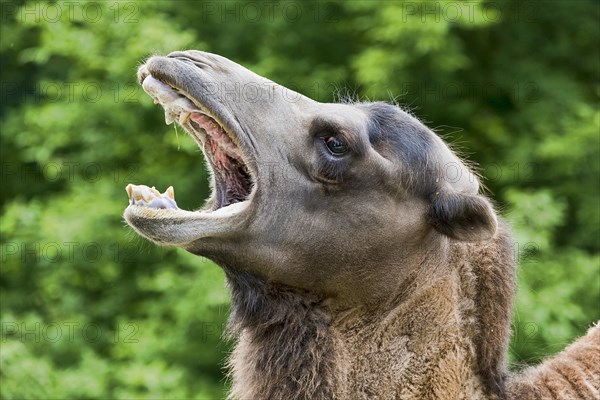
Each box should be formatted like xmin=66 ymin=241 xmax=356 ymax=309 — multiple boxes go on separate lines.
xmin=179 ymin=112 xmax=190 ymax=125
xmin=142 ymin=186 xmax=155 ymax=202
xmin=137 ymin=186 xmax=148 ymax=202
xmin=165 ymin=111 xmax=175 ymax=125
xmin=126 ymin=184 xmax=134 ymax=201
xmin=126 ymin=183 xmax=181 ymax=210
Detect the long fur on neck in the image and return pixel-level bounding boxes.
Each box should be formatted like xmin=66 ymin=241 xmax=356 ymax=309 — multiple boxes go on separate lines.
xmin=224 ymin=271 xmax=341 ymax=400
xmin=222 ymin=223 xmax=516 ymax=400
xmin=467 ymin=221 xmax=516 ymax=398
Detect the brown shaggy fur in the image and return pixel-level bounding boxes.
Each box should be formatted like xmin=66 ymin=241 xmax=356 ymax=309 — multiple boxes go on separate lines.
xmin=225 ymin=223 xmax=519 ymax=399
xmin=224 ymin=223 xmax=599 ymax=400
xmin=506 ymin=324 xmax=600 ymax=399
xmin=225 ymin=271 xmax=341 ymax=399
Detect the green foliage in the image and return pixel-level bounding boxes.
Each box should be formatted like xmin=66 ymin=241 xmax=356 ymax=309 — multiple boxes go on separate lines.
xmin=1 ymin=0 xmax=598 ymax=398
xmin=505 ymin=189 xmax=599 ymax=365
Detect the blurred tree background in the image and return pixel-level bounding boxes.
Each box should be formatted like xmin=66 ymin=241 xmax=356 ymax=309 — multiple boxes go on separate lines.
xmin=1 ymin=0 xmax=598 ymax=398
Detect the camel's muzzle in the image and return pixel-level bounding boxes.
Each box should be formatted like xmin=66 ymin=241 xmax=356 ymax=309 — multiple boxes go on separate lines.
xmin=127 ymin=65 xmax=254 ymax=214
xmin=123 ymin=55 xmax=261 ymax=247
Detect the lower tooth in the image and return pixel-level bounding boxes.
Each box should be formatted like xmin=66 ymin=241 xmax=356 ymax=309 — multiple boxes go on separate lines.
xmin=165 ymin=186 xmax=175 ymax=199
xmin=125 ymin=184 xmax=179 ymax=209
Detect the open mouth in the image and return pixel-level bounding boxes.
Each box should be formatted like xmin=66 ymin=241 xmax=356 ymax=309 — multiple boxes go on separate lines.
xmin=126 ymin=70 xmax=254 ymax=215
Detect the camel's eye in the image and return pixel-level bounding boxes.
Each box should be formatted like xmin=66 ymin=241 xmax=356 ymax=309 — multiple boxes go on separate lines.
xmin=324 ymin=136 xmax=348 ymax=155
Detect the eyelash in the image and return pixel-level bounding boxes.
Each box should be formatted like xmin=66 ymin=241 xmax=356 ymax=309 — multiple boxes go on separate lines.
xmin=316 ymin=139 xmax=350 ymax=181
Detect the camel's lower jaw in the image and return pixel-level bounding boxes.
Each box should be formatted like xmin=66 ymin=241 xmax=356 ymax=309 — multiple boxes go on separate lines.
xmin=123 ymin=197 xmax=251 ymax=246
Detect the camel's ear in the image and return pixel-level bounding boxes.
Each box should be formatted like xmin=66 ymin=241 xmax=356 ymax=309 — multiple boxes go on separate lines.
xmin=427 ymin=191 xmax=497 ymax=241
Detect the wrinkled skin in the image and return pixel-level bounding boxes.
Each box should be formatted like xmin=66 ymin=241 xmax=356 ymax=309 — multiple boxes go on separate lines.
xmin=124 ymin=51 xmax=599 ymax=400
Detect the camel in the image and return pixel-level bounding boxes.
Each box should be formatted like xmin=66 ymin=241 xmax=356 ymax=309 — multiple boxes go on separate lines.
xmin=124 ymin=50 xmax=600 ymax=400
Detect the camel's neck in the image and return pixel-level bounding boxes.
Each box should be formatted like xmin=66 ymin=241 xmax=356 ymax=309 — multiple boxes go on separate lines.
xmin=224 ymin=271 xmax=340 ymax=400
xmin=224 ymin=224 xmax=515 ymax=400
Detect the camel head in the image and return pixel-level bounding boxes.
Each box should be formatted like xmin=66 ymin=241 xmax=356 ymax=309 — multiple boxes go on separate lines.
xmin=124 ymin=50 xmax=497 ymax=305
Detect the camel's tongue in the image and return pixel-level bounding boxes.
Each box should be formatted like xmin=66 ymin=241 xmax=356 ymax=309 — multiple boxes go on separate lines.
xmin=126 ymin=184 xmax=179 ymax=210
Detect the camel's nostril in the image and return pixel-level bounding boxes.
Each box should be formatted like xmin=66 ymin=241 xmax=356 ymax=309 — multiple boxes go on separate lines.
xmin=166 ymin=51 xmax=213 ymax=69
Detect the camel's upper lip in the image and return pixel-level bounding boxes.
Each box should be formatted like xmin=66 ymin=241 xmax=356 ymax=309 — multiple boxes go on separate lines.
xmin=139 ymin=57 xmax=258 ymax=176
xmin=125 ymin=61 xmax=257 ymax=220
